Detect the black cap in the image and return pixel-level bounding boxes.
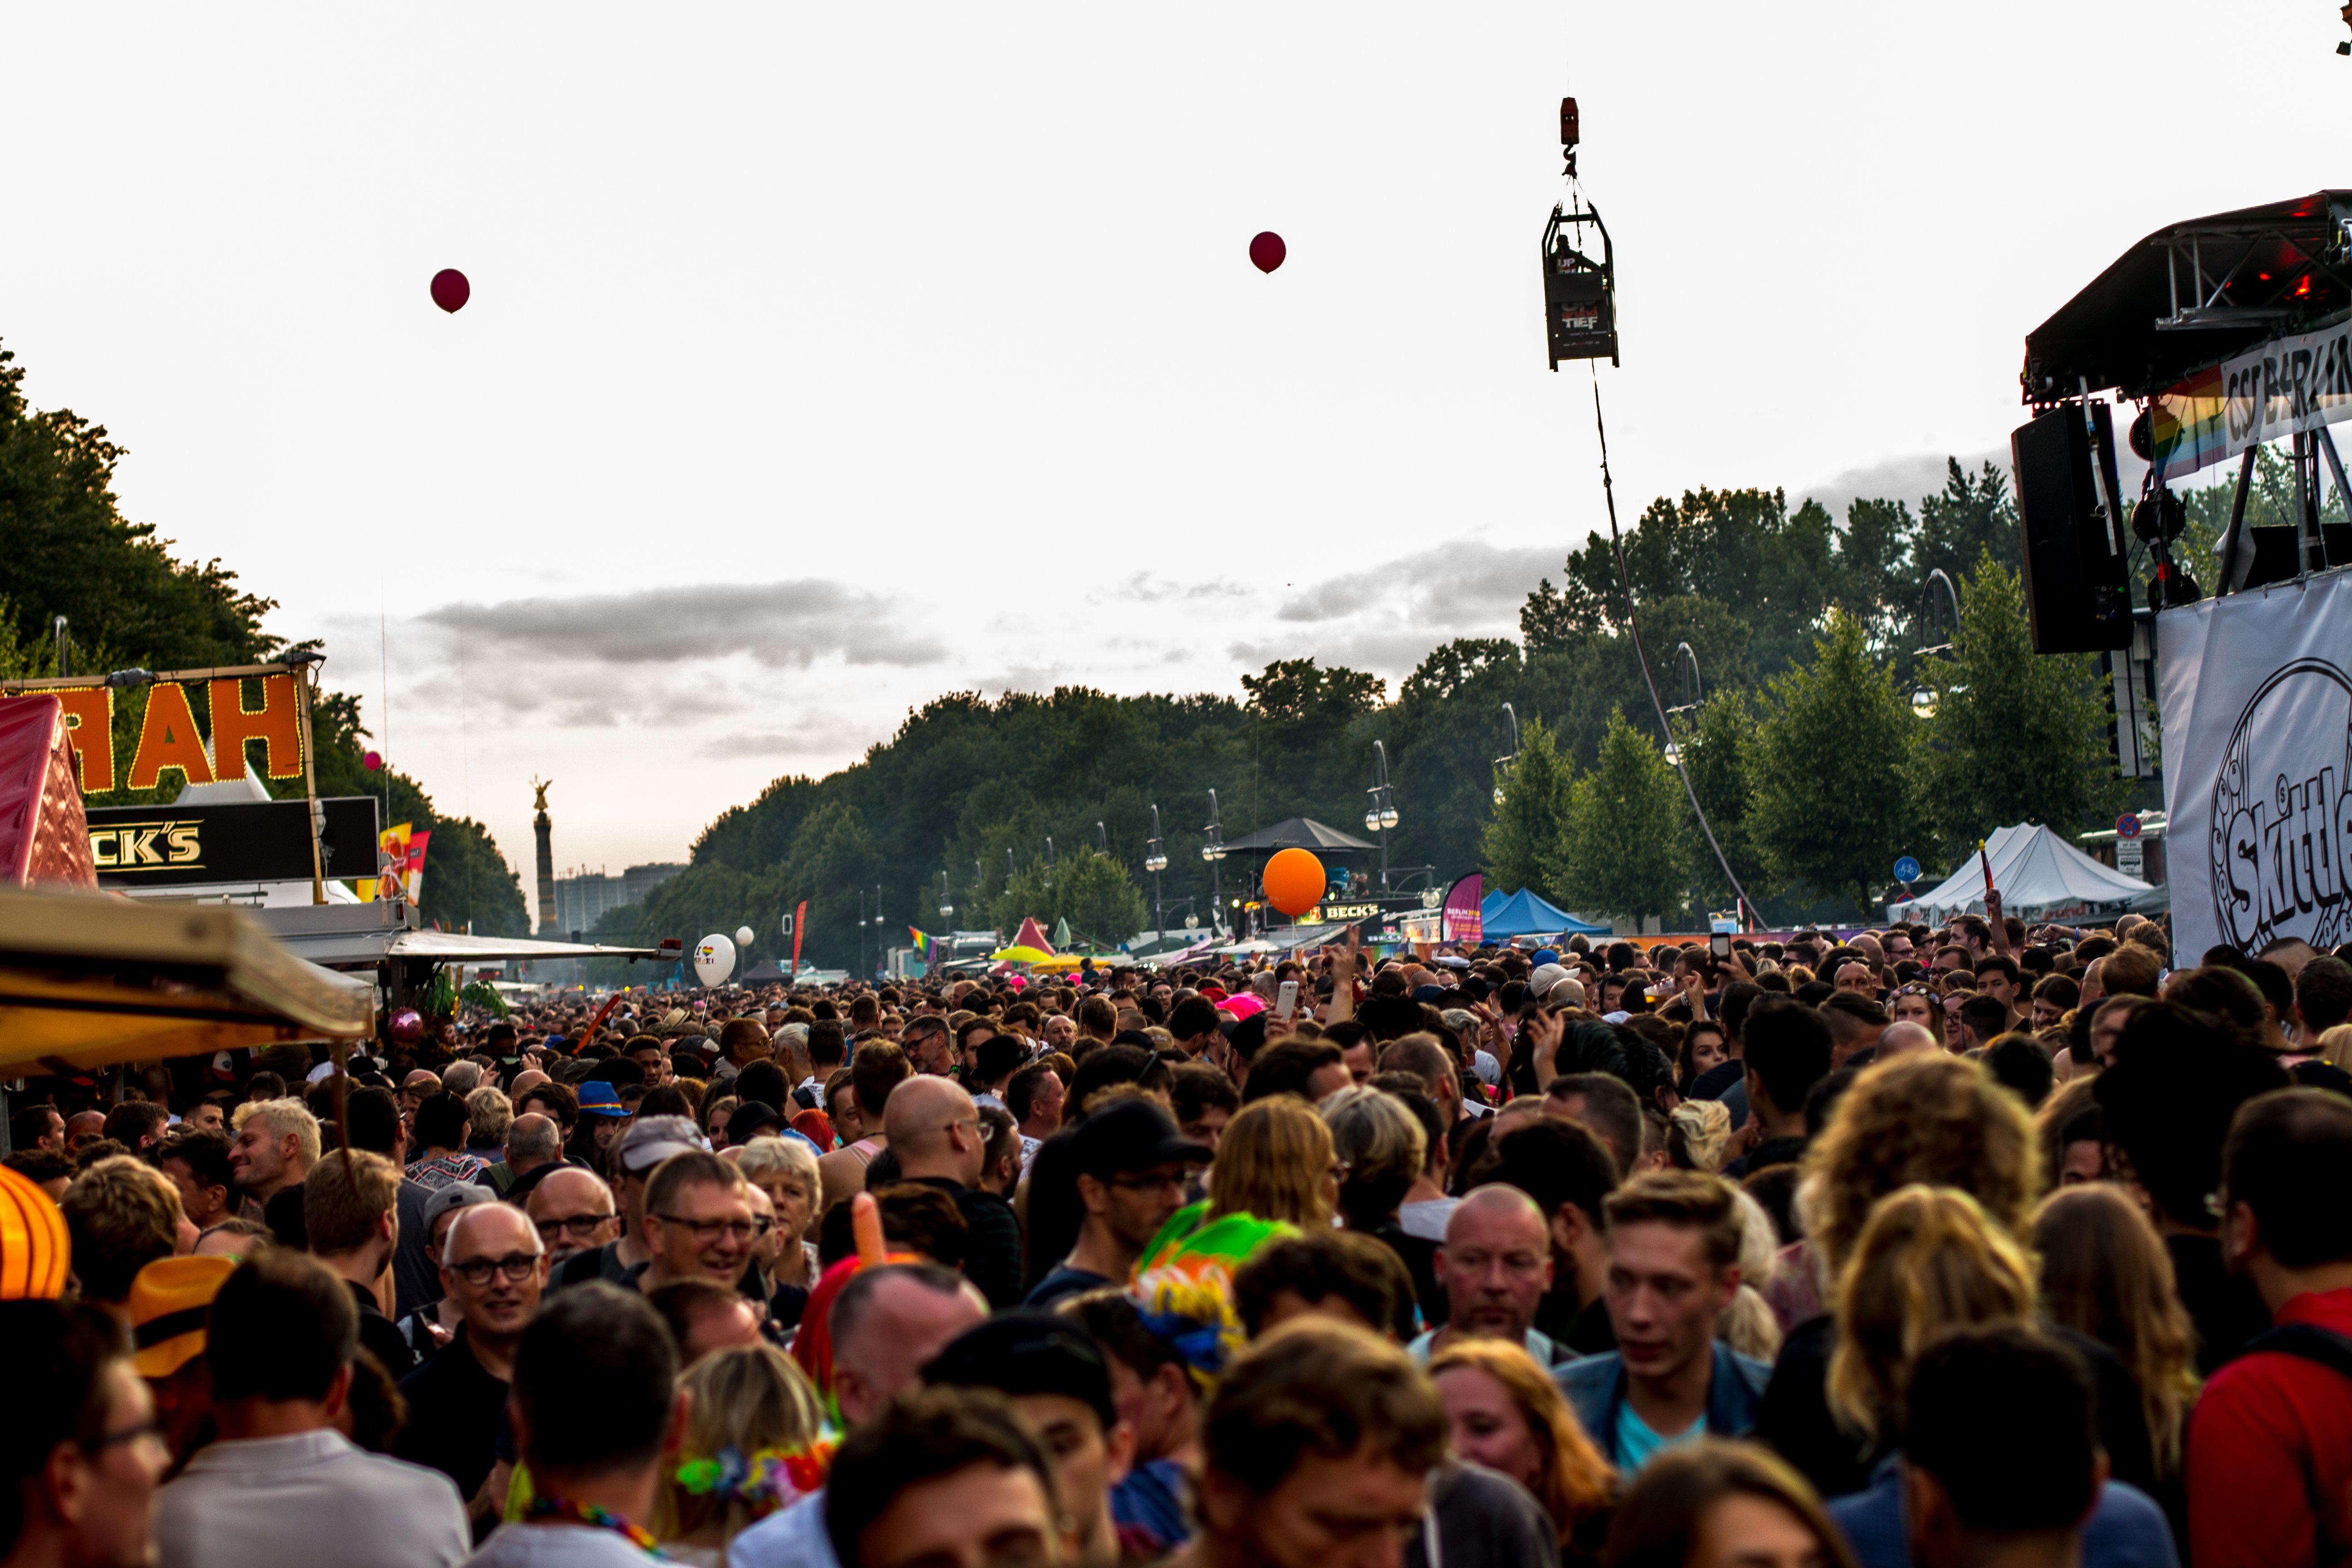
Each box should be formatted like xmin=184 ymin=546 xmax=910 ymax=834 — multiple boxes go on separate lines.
xmin=924 ymin=1312 xmax=1117 ymax=1431
xmin=730 ymin=1099 xmax=787 ymax=1140
xmin=1067 ymin=1098 xmax=1210 ymax=1180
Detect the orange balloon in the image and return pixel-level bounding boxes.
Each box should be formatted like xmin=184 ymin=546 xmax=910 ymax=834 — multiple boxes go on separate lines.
xmin=1263 ymin=847 xmax=1328 ymax=918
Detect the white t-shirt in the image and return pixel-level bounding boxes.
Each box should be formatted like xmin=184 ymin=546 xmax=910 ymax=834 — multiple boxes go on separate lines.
xmin=463 ymin=1523 xmax=661 ymax=1566
xmin=1398 ymin=1197 xmax=1460 ymax=1243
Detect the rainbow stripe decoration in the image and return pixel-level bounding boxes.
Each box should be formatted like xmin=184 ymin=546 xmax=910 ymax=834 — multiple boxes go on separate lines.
xmin=909 ymin=927 xmax=931 ymax=955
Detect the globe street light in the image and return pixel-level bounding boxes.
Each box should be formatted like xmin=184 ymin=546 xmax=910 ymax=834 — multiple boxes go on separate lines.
xmin=1144 ymin=804 xmax=1169 ymax=939
xmin=1203 ymin=789 xmax=1228 ymax=933
xmin=1365 ymin=740 xmax=1398 ymax=890
xmin=940 ymin=867 xmax=954 ymax=923
xmin=1494 ymin=701 xmax=1520 ymax=806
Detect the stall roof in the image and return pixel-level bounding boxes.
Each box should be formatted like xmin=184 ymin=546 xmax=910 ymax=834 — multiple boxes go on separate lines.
xmin=1480 ymin=887 xmax=1612 ymax=937
xmin=0 ymin=884 xmax=372 ymax=1070
xmin=2022 ymin=190 xmax=2352 ymax=402
xmin=251 ymin=902 xmax=676 ymax=969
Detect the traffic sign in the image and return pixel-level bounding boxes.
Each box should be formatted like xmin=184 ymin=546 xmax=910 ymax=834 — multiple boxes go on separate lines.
xmin=2116 ymin=814 xmax=2142 ymax=839
xmin=1893 ymin=856 xmax=1922 ymax=884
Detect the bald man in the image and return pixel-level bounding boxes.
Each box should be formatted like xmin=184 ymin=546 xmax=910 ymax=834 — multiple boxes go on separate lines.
xmin=1877 ymin=1021 xmax=1938 ymax=1059
xmin=525 ymin=1166 xmax=619 ymax=1266
xmin=885 ymin=1076 xmax=1024 ymax=1308
xmin=1410 ymin=1186 xmax=1558 ymax=1365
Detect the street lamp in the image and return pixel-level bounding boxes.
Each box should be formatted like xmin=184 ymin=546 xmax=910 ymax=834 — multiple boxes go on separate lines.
xmin=1912 ymin=568 xmax=1960 ymax=719
xmin=940 ymin=867 xmax=953 ymax=922
xmin=1095 ymin=820 xmax=1107 ymax=853
xmin=1365 ymin=740 xmax=1398 ymax=889
xmin=1203 ymin=789 xmax=1228 ymax=932
xmin=1144 ymin=804 xmax=1169 ymax=938
xmin=1493 ymin=701 xmax=1520 ymax=806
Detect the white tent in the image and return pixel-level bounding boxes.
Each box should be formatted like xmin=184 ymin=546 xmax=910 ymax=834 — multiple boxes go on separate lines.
xmin=1887 ymin=823 xmax=2159 ymax=925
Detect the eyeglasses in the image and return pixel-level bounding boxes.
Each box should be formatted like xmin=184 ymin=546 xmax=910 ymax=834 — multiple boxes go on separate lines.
xmin=655 ymin=1213 xmax=771 ymax=1243
xmin=535 ymin=1212 xmax=615 ymax=1239
xmin=449 ymin=1252 xmax=543 ymax=1286
xmin=85 ymin=1417 xmax=162 ymax=1454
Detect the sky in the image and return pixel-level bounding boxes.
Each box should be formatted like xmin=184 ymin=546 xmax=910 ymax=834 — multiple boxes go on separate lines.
xmin=4 ymin=3 xmax=2346 ymax=916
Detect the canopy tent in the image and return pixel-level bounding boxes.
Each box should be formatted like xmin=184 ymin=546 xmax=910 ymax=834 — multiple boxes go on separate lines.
xmin=0 ymin=884 xmax=372 ymax=1072
xmin=1480 ymin=888 xmax=1612 ymax=937
xmin=1010 ymin=916 xmax=1056 ymax=955
xmin=740 ymin=959 xmax=793 ymax=984
xmin=1215 ymin=818 xmax=1377 ymax=854
xmin=1886 ymin=823 xmax=2158 ymax=925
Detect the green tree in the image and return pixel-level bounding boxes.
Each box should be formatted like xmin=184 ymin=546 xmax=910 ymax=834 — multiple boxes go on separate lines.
xmin=1676 ymin=689 xmax=1773 ymax=911
xmin=1558 ymin=709 xmax=1690 ymax=928
xmin=0 ymin=341 xmax=274 ymax=671
xmin=1749 ymin=612 xmax=1917 ymax=914
xmin=1913 ymin=554 xmax=2127 ymax=864
xmin=1480 ymin=715 xmax=1574 ymax=900
xmin=1915 ymin=459 xmax=2020 ymax=584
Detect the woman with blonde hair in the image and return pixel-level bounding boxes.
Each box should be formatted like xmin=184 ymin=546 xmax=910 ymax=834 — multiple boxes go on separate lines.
xmin=1885 ymin=981 xmax=1945 ymax=1049
xmin=1205 ymin=1095 xmax=1336 ymax=1229
xmin=1431 ymin=1338 xmax=1615 ymax=1561
xmin=2032 ymin=1183 xmax=2199 ymax=1488
xmin=655 ymin=1342 xmax=830 ymax=1565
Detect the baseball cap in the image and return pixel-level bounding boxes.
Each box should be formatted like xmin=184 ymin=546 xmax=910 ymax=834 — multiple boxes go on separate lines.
xmin=1068 ymin=1098 xmax=1210 ymax=1180
xmin=617 ymin=1114 xmax=711 ymax=1174
xmin=129 ymin=1256 xmax=238 ymax=1378
xmin=1532 ymin=948 xmax=1561 ymax=967
xmin=577 ymin=1082 xmax=629 ymax=1118
xmin=1529 ymin=963 xmax=1570 ymax=1000
xmin=422 ymin=1181 xmax=500 ymax=1235
xmin=924 ymin=1311 xmax=1118 ymax=1432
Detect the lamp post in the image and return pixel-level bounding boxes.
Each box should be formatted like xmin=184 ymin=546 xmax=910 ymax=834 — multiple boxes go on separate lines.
xmin=1203 ymin=789 xmax=1228 ymax=934
xmin=940 ymin=868 xmax=953 ymax=923
xmin=1095 ymin=820 xmax=1107 ymax=853
xmin=1913 ymin=568 xmax=1961 ymax=718
xmin=1365 ymin=741 xmax=1399 ymax=890
xmin=1494 ymin=701 xmax=1520 ymax=805
xmin=1662 ymin=642 xmax=1701 ymax=766
xmin=857 ymin=886 xmax=866 ymax=979
xmin=872 ymin=883 xmax=883 ymax=978
xmin=1006 ymin=846 xmax=1017 ymax=893
xmin=1145 ymin=805 xmax=1169 ymax=939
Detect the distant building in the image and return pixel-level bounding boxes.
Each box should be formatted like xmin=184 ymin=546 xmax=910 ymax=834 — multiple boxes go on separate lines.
xmin=551 ymin=861 xmax=686 ymax=938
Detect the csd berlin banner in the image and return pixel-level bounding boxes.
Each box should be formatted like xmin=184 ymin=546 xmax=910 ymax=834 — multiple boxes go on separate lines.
xmin=2151 ymin=320 xmax=2352 ymax=480
xmin=2159 ymin=570 xmax=2352 ymax=958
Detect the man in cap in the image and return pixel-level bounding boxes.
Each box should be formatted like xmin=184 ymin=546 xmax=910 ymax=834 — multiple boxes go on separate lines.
xmin=393 ymin=1181 xmax=500 ymax=1356
xmin=129 ymin=1255 xmax=238 ymax=1469
xmin=552 ymin=1115 xmax=706 ymax=1289
xmin=925 ymin=1313 xmax=1137 ymax=1568
xmin=1024 ymin=1100 xmax=1210 ymax=1310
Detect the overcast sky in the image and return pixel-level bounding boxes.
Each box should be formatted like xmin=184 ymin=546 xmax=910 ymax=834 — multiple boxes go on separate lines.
xmin=5 ymin=4 xmax=2343 ymax=910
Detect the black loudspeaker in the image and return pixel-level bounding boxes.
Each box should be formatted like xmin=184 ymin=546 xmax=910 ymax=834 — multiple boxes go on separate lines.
xmin=2010 ymin=405 xmax=2131 ymax=653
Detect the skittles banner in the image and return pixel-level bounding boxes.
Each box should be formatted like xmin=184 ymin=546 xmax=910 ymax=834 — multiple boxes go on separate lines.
xmin=0 ymin=668 xmax=308 ymax=797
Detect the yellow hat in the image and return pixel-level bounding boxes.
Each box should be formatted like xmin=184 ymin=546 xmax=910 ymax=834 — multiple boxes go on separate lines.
xmin=0 ymin=1161 xmax=69 ymax=1302
xmin=128 ymin=1255 xmax=237 ymax=1378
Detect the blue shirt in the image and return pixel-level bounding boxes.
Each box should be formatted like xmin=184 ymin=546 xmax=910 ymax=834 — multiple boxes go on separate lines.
xmin=1615 ymin=1401 xmax=1707 ymax=1473
xmin=727 ymin=1487 xmax=837 ymax=1568
xmin=1827 ymin=1458 xmax=2177 ymax=1568
xmin=1111 ymin=1458 xmax=1190 ymax=1552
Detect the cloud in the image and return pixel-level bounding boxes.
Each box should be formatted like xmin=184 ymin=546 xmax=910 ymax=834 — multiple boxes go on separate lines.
xmin=1795 ymin=447 xmax=2007 ymax=526
xmin=1273 ymin=542 xmax=1557 ymax=626
xmin=417 ymin=581 xmax=947 ymax=670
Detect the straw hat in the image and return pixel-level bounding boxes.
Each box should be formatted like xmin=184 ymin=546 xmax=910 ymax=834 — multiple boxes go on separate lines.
xmin=0 ymin=1161 xmax=69 ymax=1301
xmin=129 ymin=1255 xmax=238 ymax=1378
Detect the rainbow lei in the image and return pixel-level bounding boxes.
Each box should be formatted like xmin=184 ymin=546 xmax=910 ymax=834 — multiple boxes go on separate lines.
xmin=674 ymin=1440 xmax=837 ymax=1515
xmin=526 ymin=1497 xmax=666 ymax=1558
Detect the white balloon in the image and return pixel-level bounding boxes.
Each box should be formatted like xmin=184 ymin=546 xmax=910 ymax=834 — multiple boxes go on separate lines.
xmin=693 ymin=933 xmax=737 ymax=987
xmin=735 ymin=925 xmax=755 ymax=949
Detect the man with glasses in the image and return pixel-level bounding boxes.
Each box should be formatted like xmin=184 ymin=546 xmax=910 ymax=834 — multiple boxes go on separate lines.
xmin=885 ymin=1076 xmax=1025 ymax=1308
xmin=524 ymin=1166 xmax=619 ymax=1269
xmin=1024 ymin=1100 xmax=1210 ymax=1309
xmin=394 ymin=1204 xmax=546 ymax=1536
xmin=2 ymin=1299 xmax=174 ymax=1568
xmin=901 ymin=1015 xmax=955 ymax=1078
xmin=637 ymin=1150 xmax=761 ymax=1294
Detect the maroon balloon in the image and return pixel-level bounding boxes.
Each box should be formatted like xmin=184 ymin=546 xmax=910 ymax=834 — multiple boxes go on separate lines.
xmin=387 ymin=1007 xmax=425 ymax=1044
xmin=430 ymin=269 xmax=470 ymax=314
xmin=362 ymin=750 xmax=382 ymax=771
xmin=1249 ymin=232 xmax=1286 ymax=274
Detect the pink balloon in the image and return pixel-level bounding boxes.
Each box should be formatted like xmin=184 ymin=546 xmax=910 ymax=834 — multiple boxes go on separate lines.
xmin=430 ymin=269 xmax=470 ymax=314
xmin=1249 ymin=232 xmax=1286 ymax=274
xmin=362 ymin=750 xmax=382 ymax=771
xmin=387 ymin=1007 xmax=424 ymax=1044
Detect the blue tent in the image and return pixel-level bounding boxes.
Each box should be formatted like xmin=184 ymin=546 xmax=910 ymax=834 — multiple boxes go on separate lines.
xmin=1480 ymin=888 xmax=1612 ymax=938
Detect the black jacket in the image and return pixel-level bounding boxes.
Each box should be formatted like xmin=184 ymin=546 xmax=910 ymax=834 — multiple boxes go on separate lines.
xmin=907 ymin=1176 xmax=1025 ymax=1309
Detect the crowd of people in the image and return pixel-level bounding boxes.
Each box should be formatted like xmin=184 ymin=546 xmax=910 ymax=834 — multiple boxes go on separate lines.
xmin=7 ymin=906 xmax=2352 ymax=1568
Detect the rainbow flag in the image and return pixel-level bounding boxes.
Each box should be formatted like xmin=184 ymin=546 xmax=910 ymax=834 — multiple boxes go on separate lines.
xmin=909 ymin=927 xmax=931 ymax=955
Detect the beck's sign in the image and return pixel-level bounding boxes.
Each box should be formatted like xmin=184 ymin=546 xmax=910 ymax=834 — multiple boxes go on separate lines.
xmin=85 ymin=798 xmax=381 ymax=887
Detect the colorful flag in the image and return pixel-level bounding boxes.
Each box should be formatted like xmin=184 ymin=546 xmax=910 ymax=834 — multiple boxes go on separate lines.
xmin=908 ymin=927 xmax=931 ymax=955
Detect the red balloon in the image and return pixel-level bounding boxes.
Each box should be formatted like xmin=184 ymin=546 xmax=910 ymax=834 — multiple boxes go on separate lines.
xmin=430 ymin=269 xmax=470 ymax=314
xmin=1249 ymin=232 xmax=1286 ymax=274
xmin=362 ymin=750 xmax=382 ymax=771
xmin=387 ymin=1007 xmax=424 ymax=1044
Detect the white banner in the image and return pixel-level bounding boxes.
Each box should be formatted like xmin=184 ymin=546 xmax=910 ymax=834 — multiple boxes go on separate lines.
xmin=2158 ymin=570 xmax=2352 ymax=958
xmin=2153 ymin=320 xmax=2352 ymax=479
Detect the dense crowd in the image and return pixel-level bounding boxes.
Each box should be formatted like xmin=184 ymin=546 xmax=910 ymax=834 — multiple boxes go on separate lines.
xmin=7 ymin=909 xmax=2352 ymax=1568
